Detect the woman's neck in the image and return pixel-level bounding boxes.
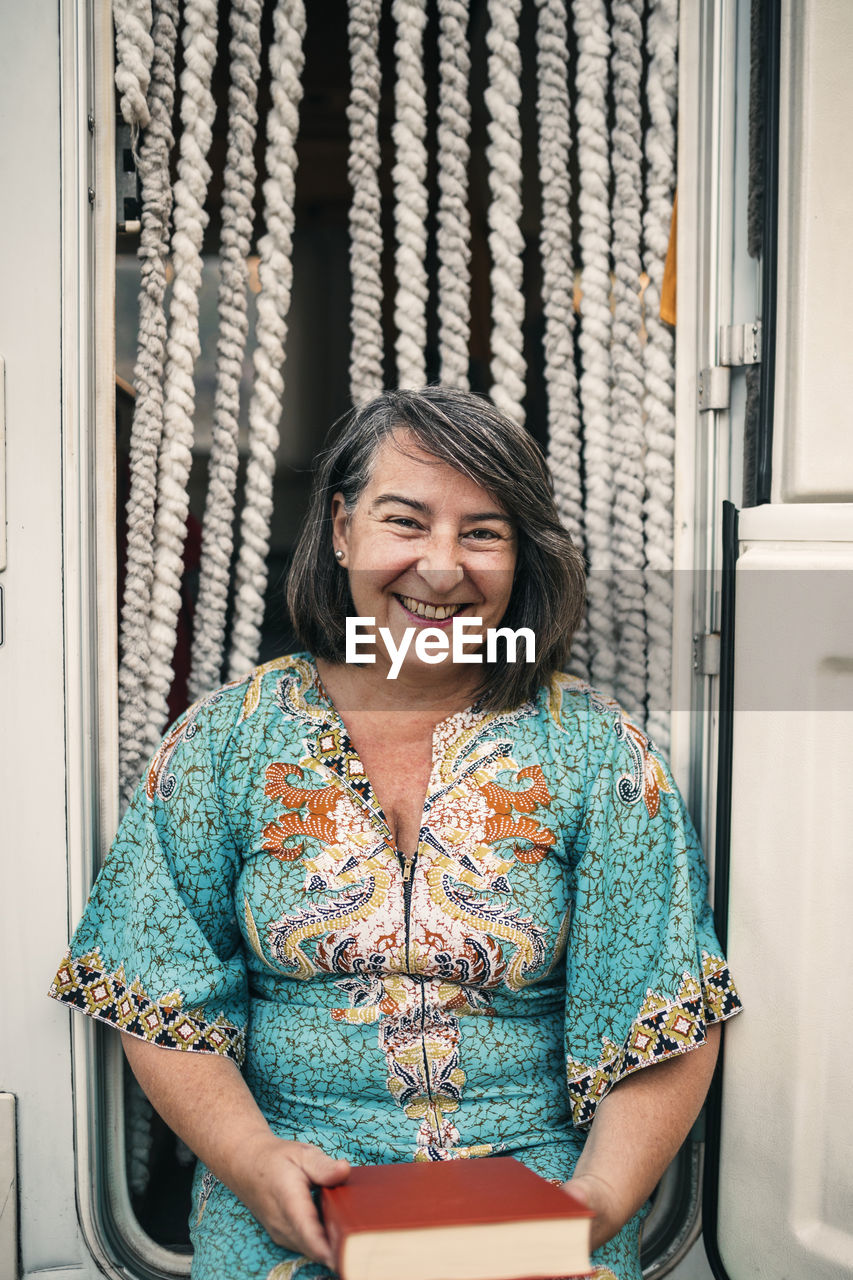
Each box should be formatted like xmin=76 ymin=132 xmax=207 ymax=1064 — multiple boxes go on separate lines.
xmin=314 ymin=655 xmax=481 ymax=721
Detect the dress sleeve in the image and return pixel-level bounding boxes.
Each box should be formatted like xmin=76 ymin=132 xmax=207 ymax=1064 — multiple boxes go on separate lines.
xmin=48 ymin=695 xmax=247 ymax=1065
xmin=563 ymin=695 xmax=742 ymax=1127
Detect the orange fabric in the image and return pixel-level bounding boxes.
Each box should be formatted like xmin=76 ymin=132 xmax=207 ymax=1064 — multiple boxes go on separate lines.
xmin=660 ymin=189 xmax=677 ymax=326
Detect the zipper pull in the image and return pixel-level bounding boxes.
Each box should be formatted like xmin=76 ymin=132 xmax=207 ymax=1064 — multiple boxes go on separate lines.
xmin=401 ymin=853 xmax=414 ymax=882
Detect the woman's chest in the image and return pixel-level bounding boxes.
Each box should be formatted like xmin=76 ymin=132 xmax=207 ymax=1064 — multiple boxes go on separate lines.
xmin=349 ymin=737 xmax=432 ymax=855
xmin=320 ymin=705 xmax=453 ymax=854
xmin=229 ymin=727 xmax=581 ymax=994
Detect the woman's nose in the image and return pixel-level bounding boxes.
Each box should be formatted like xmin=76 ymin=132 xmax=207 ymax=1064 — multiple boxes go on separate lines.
xmin=417 ymin=564 xmax=465 ymax=594
xmin=416 ymin=542 xmax=465 ymax=595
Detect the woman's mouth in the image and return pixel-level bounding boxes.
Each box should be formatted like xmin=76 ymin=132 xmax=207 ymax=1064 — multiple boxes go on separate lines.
xmin=394 ymin=594 xmax=470 ymax=626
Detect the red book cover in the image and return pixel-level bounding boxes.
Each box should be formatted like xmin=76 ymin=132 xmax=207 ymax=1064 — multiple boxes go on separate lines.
xmin=320 ymin=1156 xmax=593 ymax=1280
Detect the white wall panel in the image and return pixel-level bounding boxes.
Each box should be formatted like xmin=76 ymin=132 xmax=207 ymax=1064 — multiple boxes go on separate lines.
xmin=717 ymin=503 xmax=853 ymax=1279
xmin=0 ymin=1 xmax=84 ymax=1273
xmin=0 ymin=2 xmax=117 ymax=1276
xmin=774 ymin=1 xmax=853 ymax=502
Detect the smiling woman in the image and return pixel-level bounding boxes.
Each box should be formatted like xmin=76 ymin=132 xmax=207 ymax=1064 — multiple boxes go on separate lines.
xmin=49 ymin=386 xmax=741 ymax=1280
xmin=288 ymin=386 xmax=586 ymax=711
xmin=329 ymin=430 xmax=520 ymax=682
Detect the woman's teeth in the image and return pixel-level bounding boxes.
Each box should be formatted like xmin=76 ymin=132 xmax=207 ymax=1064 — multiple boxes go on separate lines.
xmin=397 ymin=595 xmax=463 ymax=621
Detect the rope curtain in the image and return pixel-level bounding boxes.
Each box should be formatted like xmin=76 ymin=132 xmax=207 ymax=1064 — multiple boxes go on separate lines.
xmin=113 ymin=0 xmax=154 ymax=135
xmin=574 ymin=0 xmax=616 ymax=700
xmin=144 ymin=0 xmax=219 ymax=759
xmin=188 ymin=0 xmax=263 ymax=702
xmin=115 ymin=0 xmax=679 ymax=803
xmin=116 ymin=0 xmax=178 ymax=798
xmin=534 ymin=0 xmax=586 ymax=678
xmin=609 ymin=0 xmax=647 ymax=719
xmin=226 ymin=0 xmax=306 ymax=678
xmin=642 ymin=0 xmax=678 ymax=751
xmin=347 ymin=0 xmax=385 ymax=405
xmin=391 ymin=0 xmax=430 ymax=389
xmin=436 ymin=0 xmax=472 ymax=388
xmin=485 ymin=0 xmax=526 ymax=424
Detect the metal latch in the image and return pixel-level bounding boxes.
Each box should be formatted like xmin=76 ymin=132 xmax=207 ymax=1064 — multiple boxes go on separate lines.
xmin=693 ymin=632 xmax=721 ymax=676
xmin=116 ymin=120 xmax=141 ymax=234
xmin=698 ymin=321 xmax=762 ymax=413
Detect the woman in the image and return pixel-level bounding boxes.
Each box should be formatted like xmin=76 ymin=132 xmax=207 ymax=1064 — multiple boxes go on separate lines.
xmin=50 ymin=387 xmax=741 ymax=1280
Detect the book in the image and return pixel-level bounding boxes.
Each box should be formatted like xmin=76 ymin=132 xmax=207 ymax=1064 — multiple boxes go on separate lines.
xmin=320 ymin=1155 xmax=593 ymax=1280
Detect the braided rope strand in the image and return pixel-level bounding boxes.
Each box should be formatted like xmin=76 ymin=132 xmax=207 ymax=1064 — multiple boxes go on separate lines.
xmin=535 ymin=0 xmax=582 ymax=536
xmin=143 ymin=0 xmax=219 ymax=754
xmin=573 ymin=0 xmax=615 ymax=691
xmin=347 ymin=0 xmax=385 ymax=406
xmin=117 ymin=0 xmax=179 ymax=802
xmin=113 ymin=0 xmax=154 ymax=131
xmin=436 ymin=0 xmax=472 ymax=388
xmin=609 ymin=0 xmax=647 ymax=720
xmin=228 ymin=0 xmax=307 ymax=678
xmin=188 ymin=0 xmax=263 ymax=701
xmin=536 ymin=0 xmax=587 ymax=679
xmin=486 ymin=0 xmax=525 ymax=423
xmin=391 ymin=0 xmax=429 ymax=390
xmin=643 ymin=0 xmax=678 ymax=750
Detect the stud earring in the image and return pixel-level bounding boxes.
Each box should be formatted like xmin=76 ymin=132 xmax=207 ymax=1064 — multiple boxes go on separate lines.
xmin=335 ymin=549 xmax=344 ymax=561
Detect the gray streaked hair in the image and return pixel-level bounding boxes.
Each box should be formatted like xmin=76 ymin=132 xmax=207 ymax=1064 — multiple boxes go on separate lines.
xmin=286 ymin=386 xmax=586 ymax=710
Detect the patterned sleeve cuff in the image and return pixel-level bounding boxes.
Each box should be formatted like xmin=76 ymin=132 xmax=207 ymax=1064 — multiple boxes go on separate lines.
xmin=48 ymin=948 xmax=246 ymax=1065
xmin=565 ymin=951 xmax=742 ymax=1127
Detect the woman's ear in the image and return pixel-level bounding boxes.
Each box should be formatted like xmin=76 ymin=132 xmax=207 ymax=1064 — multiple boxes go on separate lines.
xmin=330 ymin=491 xmax=349 ymax=559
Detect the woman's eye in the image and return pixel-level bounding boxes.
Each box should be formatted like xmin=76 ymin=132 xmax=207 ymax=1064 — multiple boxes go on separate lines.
xmin=465 ymin=528 xmax=500 ymax=541
xmin=388 ymin=516 xmax=421 ymax=530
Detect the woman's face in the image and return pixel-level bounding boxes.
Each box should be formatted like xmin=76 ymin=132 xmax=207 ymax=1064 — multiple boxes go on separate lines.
xmin=331 ymin=431 xmax=518 ymax=679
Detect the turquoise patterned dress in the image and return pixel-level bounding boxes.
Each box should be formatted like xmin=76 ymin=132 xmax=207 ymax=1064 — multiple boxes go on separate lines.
xmin=49 ymin=655 xmax=741 ymax=1280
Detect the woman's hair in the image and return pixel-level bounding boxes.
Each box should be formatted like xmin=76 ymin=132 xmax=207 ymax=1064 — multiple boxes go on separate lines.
xmin=287 ymin=386 xmax=586 ymax=711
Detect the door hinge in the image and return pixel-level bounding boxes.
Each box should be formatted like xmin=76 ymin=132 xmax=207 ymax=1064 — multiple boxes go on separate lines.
xmin=719 ymin=321 xmax=762 ymax=367
xmin=693 ymin=632 xmax=721 ymax=676
xmin=698 ymin=321 xmax=762 ymax=412
xmin=697 ymin=366 xmax=731 ymax=412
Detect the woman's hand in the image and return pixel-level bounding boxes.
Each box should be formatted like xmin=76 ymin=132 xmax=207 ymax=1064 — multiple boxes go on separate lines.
xmin=562 ymin=1027 xmax=722 ymax=1251
xmin=561 ymin=1171 xmax=624 ymax=1253
xmin=120 ymin=1035 xmax=349 ymax=1266
xmin=229 ymin=1133 xmax=350 ymax=1267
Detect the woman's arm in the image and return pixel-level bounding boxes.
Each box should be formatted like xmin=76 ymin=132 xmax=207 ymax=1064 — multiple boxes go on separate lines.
xmin=122 ymin=1034 xmax=349 ymax=1266
xmin=565 ymin=1025 xmax=721 ymax=1251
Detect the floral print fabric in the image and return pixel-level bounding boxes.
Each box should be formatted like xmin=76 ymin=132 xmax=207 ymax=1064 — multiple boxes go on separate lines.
xmin=49 ymin=655 xmax=741 ymax=1280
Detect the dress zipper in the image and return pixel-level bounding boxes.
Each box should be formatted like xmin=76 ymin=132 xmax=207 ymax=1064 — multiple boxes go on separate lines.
xmin=397 ymin=846 xmax=418 ymax=971
xmin=397 ymin=842 xmax=437 ymax=1145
